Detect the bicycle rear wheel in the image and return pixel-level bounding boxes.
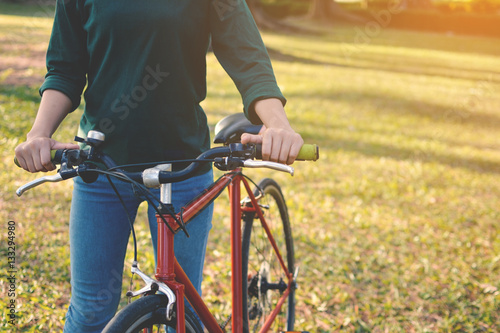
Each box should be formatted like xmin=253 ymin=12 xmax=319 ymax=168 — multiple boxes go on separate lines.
xmin=241 ymin=178 xmax=295 ymax=333
xmin=102 ymin=294 xmax=203 ymax=333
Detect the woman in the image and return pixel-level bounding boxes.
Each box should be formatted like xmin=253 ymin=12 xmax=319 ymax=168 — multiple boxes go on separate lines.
xmin=15 ymin=0 xmax=303 ymax=331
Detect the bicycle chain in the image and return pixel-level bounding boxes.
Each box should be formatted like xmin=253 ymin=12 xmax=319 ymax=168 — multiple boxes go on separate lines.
xmin=220 ymin=314 xmax=231 ymax=332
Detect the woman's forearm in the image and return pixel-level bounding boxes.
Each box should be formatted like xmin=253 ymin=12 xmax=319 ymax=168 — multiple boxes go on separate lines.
xmin=27 ymin=89 xmax=73 ymax=140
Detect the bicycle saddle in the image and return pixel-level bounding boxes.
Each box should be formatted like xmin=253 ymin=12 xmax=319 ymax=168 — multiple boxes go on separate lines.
xmin=213 ymin=113 xmax=262 ymax=144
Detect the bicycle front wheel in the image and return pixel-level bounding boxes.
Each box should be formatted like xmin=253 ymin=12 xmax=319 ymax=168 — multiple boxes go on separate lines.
xmin=102 ymin=294 xmax=203 ymax=333
xmin=241 ymin=178 xmax=295 ymax=333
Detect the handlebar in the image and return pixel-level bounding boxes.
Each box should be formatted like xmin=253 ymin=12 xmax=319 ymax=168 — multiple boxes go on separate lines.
xmin=14 ymin=143 xmax=319 ymax=168
xmin=15 ymin=132 xmax=319 ymax=196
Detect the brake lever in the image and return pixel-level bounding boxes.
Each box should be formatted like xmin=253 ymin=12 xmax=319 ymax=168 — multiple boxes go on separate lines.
xmin=16 ymin=174 xmax=64 ymax=197
xmin=243 ymin=160 xmax=294 ymax=175
xmin=16 ymin=162 xmax=83 ymax=197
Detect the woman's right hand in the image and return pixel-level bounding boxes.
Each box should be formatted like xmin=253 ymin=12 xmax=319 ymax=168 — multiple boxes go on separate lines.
xmin=14 ymin=89 xmax=77 ymax=173
xmin=15 ymin=137 xmax=79 ymax=173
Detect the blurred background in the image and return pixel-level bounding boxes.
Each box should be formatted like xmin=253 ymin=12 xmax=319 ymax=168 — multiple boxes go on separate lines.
xmin=1 ymin=0 xmax=499 ymax=332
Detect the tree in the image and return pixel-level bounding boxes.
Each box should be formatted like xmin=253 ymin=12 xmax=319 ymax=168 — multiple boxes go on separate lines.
xmin=308 ymin=0 xmax=365 ymax=22
xmin=246 ymin=0 xmax=305 ymax=31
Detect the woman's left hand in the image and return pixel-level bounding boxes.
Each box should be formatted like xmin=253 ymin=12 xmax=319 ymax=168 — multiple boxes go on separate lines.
xmin=240 ymin=98 xmax=304 ymax=165
xmin=241 ymin=125 xmax=303 ymax=165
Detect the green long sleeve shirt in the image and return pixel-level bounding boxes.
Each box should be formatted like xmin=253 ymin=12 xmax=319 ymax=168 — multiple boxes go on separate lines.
xmin=41 ymin=0 xmax=285 ymax=169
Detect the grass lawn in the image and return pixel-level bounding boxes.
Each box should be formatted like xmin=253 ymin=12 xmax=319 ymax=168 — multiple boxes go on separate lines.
xmin=1 ymin=3 xmax=499 ymax=332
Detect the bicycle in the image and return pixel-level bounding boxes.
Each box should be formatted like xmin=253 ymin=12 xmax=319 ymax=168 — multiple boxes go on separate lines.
xmin=16 ymin=114 xmax=318 ymax=333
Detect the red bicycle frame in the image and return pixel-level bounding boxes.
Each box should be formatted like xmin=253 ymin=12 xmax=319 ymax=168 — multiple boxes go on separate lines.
xmin=154 ymin=169 xmax=293 ymax=333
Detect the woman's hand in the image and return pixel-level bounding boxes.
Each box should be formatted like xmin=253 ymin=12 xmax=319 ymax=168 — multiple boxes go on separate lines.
xmin=241 ymin=125 xmax=303 ymax=165
xmin=14 ymin=89 xmax=76 ymax=173
xmin=15 ymin=137 xmax=79 ymax=173
xmin=240 ymin=98 xmax=304 ymax=165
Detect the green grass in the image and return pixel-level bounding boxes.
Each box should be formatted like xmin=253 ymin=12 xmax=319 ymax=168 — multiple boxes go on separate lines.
xmin=1 ymin=4 xmax=500 ymax=332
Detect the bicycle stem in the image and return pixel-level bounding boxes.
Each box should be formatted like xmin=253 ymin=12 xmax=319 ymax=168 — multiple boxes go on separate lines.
xmin=158 ymin=164 xmax=173 ymax=205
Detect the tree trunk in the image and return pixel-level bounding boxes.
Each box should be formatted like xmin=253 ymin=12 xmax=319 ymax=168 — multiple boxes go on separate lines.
xmin=309 ymin=0 xmax=365 ymax=23
xmin=309 ymin=0 xmax=332 ymax=21
xmin=246 ymin=0 xmax=296 ymax=31
xmin=246 ymin=0 xmax=318 ymax=33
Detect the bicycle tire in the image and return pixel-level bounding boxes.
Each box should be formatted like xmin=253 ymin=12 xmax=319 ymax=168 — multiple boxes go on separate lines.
xmin=102 ymin=294 xmax=203 ymax=333
xmin=241 ymin=178 xmax=295 ymax=333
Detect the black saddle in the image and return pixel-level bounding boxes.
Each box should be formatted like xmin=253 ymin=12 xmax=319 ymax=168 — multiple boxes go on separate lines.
xmin=213 ymin=113 xmax=262 ymax=144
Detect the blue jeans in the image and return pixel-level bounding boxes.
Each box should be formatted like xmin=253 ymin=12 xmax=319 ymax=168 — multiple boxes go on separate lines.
xmin=63 ymin=170 xmax=213 ymax=332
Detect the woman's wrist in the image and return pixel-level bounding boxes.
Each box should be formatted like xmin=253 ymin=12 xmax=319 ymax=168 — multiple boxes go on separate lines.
xmin=26 ymin=130 xmax=52 ymax=141
xmin=253 ymin=98 xmax=293 ymax=130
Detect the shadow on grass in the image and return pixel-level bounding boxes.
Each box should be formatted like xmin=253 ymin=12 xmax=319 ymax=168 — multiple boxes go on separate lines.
xmin=285 ymin=18 xmax=500 ymax=58
xmin=0 ymin=1 xmax=54 ymax=18
xmin=0 ymin=84 xmax=41 ymax=139
xmin=343 ymin=53 xmax=500 ymax=83
xmin=267 ymin=47 xmax=342 ymax=66
xmin=270 ymin=48 xmax=500 ymax=84
xmin=299 ymin=118 xmax=500 ymax=175
xmin=0 ymin=84 xmax=40 ymax=102
xmin=301 ymin=123 xmax=500 ymax=175
xmin=286 ymin=89 xmax=500 ymax=130
xmin=347 ymin=27 xmax=500 ymax=58
xmin=337 ymin=138 xmax=500 ymax=173
xmin=286 ymin=90 xmax=500 ymax=175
